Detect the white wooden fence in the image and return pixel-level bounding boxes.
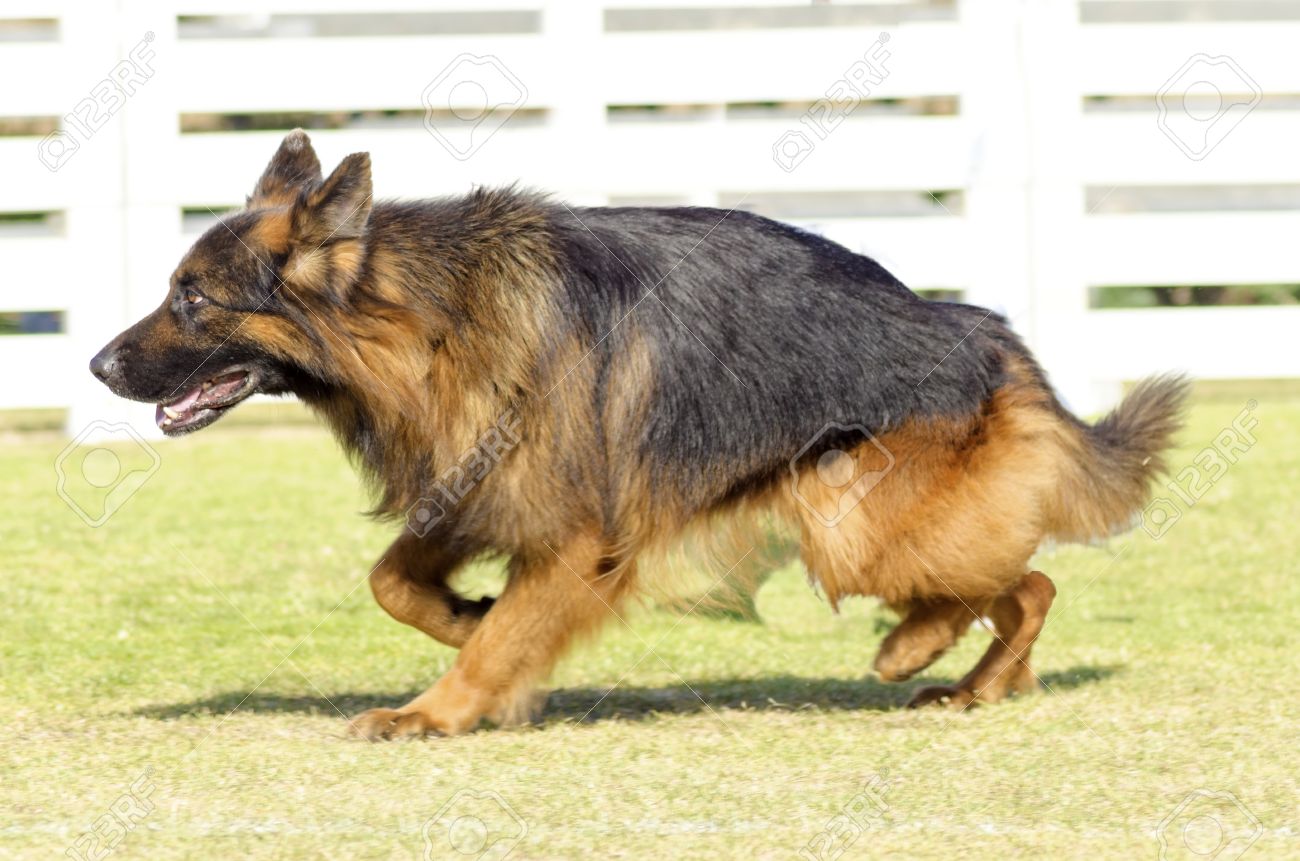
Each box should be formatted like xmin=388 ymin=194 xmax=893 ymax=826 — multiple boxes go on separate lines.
xmin=1 ymin=0 xmax=1296 ymax=438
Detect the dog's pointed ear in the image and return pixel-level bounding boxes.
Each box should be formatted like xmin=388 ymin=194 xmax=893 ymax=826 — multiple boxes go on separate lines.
xmin=249 ymin=129 xmax=322 ymax=209
xmin=293 ymin=152 xmax=372 ymax=241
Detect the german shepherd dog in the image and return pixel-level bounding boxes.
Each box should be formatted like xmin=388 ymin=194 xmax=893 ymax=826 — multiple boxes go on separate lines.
xmin=91 ymin=130 xmax=1187 ymax=739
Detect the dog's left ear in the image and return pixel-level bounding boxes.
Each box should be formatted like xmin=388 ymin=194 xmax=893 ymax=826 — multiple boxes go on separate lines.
xmin=292 ymin=152 xmax=372 ymax=242
xmin=249 ymin=129 xmax=322 ymax=208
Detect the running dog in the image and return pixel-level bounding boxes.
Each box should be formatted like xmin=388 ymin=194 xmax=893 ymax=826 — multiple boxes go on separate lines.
xmin=90 ymin=130 xmax=1187 ymax=738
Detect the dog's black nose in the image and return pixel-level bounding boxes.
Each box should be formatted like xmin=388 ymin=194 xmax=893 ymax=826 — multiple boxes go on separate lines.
xmin=89 ymin=347 xmax=117 ymax=383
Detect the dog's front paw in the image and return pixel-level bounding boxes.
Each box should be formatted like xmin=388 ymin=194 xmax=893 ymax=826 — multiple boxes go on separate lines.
xmin=347 ymin=707 xmax=440 ymax=741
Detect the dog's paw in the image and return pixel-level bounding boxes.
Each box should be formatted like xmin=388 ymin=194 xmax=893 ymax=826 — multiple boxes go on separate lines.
xmin=874 ymin=649 xmax=935 ymax=683
xmin=347 ymin=707 xmax=440 ymax=741
xmin=906 ymin=684 xmax=976 ymax=710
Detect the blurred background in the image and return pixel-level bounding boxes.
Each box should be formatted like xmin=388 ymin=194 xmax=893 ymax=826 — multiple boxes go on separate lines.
xmin=0 ymin=0 xmax=1294 ymax=440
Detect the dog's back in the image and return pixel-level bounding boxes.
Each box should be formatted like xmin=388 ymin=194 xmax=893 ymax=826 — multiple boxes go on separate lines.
xmin=554 ymin=207 xmax=1005 ymax=505
xmin=544 ymin=203 xmax=1184 ymax=555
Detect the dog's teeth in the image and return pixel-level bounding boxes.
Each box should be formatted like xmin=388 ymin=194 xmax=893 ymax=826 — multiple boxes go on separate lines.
xmin=202 ymin=381 xmax=211 ymax=390
xmin=162 ymin=406 xmax=182 ymax=420
xmin=162 ymin=418 xmax=172 ymax=427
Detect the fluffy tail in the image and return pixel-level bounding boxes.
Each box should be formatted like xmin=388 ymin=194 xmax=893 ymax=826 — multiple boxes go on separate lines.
xmin=1047 ymin=374 xmax=1192 ymax=541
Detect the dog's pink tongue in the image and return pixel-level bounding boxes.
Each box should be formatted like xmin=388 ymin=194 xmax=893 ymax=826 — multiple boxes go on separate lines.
xmin=155 ymin=385 xmax=203 ymax=428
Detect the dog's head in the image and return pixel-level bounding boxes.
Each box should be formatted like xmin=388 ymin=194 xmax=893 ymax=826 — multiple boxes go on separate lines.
xmin=90 ymin=130 xmax=372 ymax=435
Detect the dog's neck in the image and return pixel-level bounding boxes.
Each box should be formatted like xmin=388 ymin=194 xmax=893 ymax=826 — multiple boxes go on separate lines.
xmin=296 ymin=191 xmax=567 ymax=518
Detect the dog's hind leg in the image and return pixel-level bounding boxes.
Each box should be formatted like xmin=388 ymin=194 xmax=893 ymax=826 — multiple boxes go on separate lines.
xmin=873 ymin=598 xmax=988 ymax=682
xmin=368 ymin=532 xmax=491 ymax=649
xmin=907 ymin=570 xmax=1056 ymax=709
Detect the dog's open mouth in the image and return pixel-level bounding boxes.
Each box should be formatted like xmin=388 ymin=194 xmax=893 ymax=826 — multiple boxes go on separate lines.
xmin=155 ymin=368 xmax=257 ymax=435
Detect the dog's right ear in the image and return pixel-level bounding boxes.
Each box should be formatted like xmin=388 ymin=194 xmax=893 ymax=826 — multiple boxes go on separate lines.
xmin=248 ymin=129 xmax=322 ymax=209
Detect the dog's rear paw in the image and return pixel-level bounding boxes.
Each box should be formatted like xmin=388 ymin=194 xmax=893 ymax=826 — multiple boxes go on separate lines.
xmin=906 ymin=684 xmax=976 ymax=710
xmin=347 ymin=707 xmax=440 ymax=741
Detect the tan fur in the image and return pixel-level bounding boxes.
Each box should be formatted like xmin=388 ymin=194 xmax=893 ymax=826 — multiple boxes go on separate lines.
xmin=351 ymin=527 xmax=633 ymax=736
xmin=782 ymin=360 xmax=1062 ymax=609
xmin=247 ymin=207 xmax=293 ymax=252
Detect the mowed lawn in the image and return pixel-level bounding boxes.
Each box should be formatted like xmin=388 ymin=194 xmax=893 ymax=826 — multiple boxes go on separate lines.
xmin=1 ymin=395 xmax=1297 ymax=859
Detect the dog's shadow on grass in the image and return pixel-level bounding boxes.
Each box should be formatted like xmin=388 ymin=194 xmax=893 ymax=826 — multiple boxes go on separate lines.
xmin=134 ymin=665 xmax=1119 ymax=724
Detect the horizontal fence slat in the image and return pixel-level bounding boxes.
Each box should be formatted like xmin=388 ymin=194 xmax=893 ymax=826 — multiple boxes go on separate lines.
xmin=0 ymin=1 xmax=74 ymax=19
xmin=0 ymin=336 xmax=78 ymax=408
xmin=1079 ymin=22 xmax=1300 ymax=95
xmin=0 ymin=238 xmax=82 ymax=310
xmin=600 ymin=25 xmax=960 ymax=103
xmin=1085 ymin=212 xmax=1300 ymax=286
xmin=169 ymin=26 xmax=957 ymax=112
xmin=791 ymin=217 xmax=968 ymax=289
xmin=0 ymin=139 xmax=123 ymax=210
xmin=160 ymin=120 xmax=972 ymax=205
xmin=1087 ymin=307 xmax=1300 ymax=380
xmin=0 ymin=45 xmax=76 ymax=115
xmin=174 ymin=0 xmax=543 ymax=13
xmin=1082 ymin=113 xmax=1300 ymax=185
xmin=175 ymin=36 xmax=548 ymax=112
xmin=600 ymin=0 xmax=929 ymax=8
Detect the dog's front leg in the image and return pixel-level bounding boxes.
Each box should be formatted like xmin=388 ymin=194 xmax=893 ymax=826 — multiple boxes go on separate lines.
xmin=349 ymin=531 xmax=624 ymax=739
xmin=368 ymin=531 xmax=489 ymax=649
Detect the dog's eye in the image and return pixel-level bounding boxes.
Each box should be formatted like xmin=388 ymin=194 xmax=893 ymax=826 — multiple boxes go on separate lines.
xmin=184 ymin=290 xmax=205 ymax=306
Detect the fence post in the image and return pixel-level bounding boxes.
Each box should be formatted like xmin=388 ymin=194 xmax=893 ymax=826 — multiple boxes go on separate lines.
xmin=122 ymin=2 xmax=181 ymax=438
xmin=60 ymin=2 xmax=132 ymax=440
xmin=542 ymin=0 xmax=608 ymax=205
xmin=1021 ymin=0 xmax=1102 ymax=414
xmin=64 ymin=3 xmax=179 ymax=440
xmin=960 ymin=0 xmax=1101 ymax=415
xmin=959 ymin=0 xmax=1033 ymax=325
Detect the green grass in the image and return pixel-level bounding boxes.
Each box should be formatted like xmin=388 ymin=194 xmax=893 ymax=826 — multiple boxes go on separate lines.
xmin=2 ymin=397 xmax=1297 ymax=859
